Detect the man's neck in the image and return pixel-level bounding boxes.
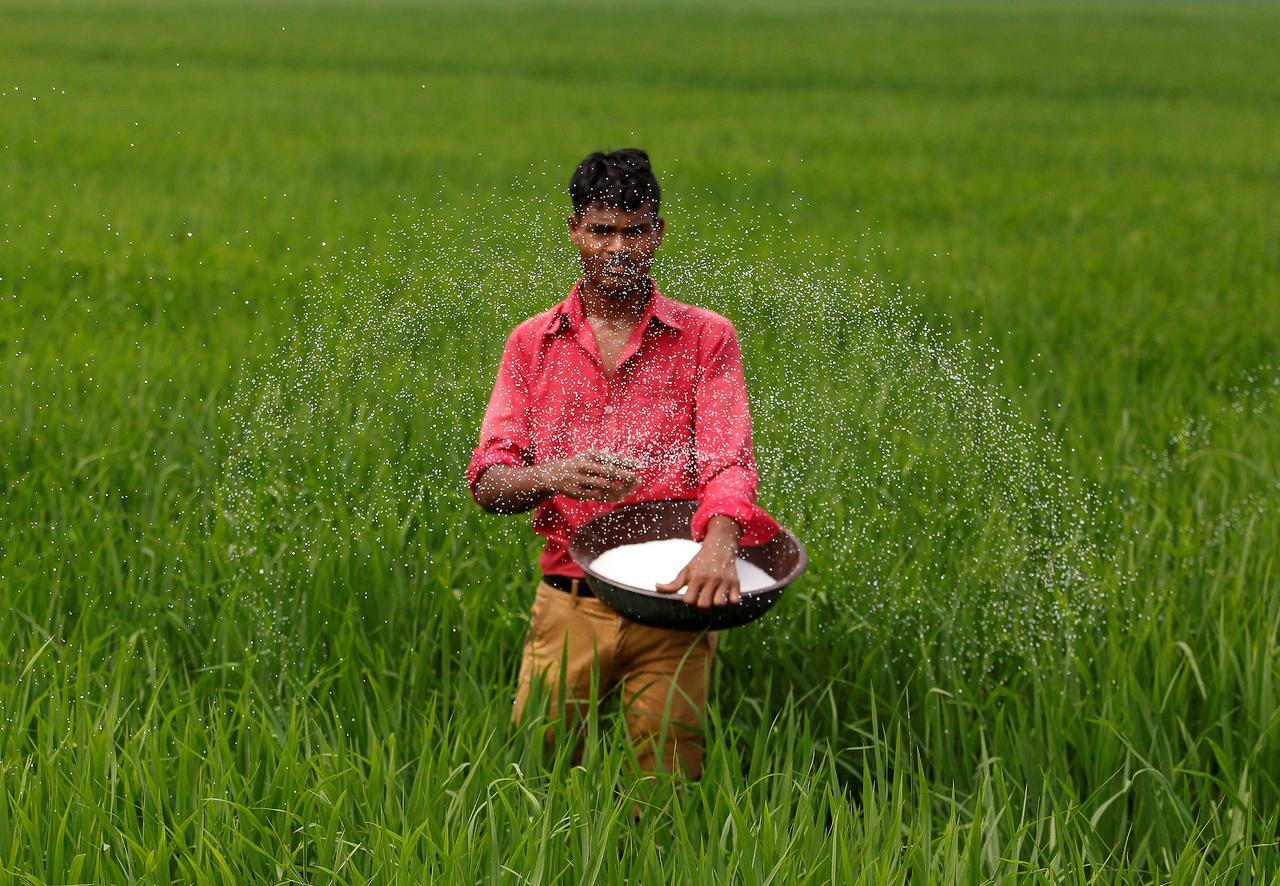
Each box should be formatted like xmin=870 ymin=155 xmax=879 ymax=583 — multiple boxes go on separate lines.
xmin=579 ymin=277 xmax=652 ymax=325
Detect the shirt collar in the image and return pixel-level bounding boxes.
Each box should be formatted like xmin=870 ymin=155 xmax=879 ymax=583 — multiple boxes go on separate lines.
xmin=542 ymin=278 xmax=684 ymax=337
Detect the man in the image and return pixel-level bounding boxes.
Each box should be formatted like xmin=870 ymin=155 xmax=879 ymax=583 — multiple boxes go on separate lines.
xmin=467 ymin=148 xmax=778 ymax=779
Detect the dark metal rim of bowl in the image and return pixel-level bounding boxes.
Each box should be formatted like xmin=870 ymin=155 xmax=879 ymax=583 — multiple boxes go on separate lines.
xmin=567 ymin=499 xmax=807 ymax=631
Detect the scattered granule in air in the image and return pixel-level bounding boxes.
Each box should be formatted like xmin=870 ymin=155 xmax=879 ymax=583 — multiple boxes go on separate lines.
xmin=216 ymin=178 xmax=1136 ymax=681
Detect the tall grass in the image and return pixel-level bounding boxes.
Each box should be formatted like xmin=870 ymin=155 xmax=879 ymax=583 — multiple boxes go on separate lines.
xmin=2 ymin=0 xmax=1278 ymax=880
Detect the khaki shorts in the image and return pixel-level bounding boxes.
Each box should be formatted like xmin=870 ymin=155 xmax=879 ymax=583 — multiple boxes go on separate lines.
xmin=514 ymin=579 xmax=717 ymax=779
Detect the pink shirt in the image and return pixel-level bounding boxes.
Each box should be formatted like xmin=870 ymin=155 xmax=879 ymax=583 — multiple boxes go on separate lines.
xmin=467 ymin=279 xmax=780 ymax=577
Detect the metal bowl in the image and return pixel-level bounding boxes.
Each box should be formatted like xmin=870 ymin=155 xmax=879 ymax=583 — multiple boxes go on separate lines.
xmin=568 ymin=499 xmax=807 ymax=631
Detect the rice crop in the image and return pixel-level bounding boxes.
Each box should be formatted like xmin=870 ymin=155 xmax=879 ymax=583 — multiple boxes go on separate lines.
xmin=2 ymin=0 xmax=1278 ymax=881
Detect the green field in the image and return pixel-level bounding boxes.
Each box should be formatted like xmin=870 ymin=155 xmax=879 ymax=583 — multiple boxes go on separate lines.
xmin=3 ymin=0 xmax=1279 ymax=881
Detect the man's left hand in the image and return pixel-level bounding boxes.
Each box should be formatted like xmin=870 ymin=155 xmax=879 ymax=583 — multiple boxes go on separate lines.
xmin=655 ymin=516 xmax=743 ymax=608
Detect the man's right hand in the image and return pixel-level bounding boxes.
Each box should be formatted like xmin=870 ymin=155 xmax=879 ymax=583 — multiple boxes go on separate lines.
xmin=473 ymin=449 xmax=642 ymax=514
xmin=536 ymin=450 xmax=642 ymax=502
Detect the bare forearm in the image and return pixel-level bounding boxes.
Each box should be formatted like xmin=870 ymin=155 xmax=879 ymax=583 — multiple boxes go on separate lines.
xmin=472 ymin=451 xmax=643 ymax=514
xmin=472 ymin=463 xmax=552 ymax=514
xmin=702 ymin=515 xmax=742 ymax=551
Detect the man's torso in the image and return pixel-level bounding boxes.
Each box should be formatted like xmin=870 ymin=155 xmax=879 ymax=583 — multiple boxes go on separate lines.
xmin=506 ymin=282 xmax=737 ymax=575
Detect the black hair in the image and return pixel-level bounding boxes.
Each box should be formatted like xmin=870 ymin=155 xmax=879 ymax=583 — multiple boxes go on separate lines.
xmin=568 ymin=148 xmax=661 ymax=215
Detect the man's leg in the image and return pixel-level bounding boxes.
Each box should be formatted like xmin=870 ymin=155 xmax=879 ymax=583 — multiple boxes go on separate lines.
xmin=513 ymin=580 xmax=621 ymax=761
xmin=616 ymin=624 xmax=717 ymax=779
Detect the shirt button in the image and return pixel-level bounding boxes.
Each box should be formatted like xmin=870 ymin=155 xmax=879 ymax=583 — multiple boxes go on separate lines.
xmin=603 ymin=405 xmax=615 ymax=415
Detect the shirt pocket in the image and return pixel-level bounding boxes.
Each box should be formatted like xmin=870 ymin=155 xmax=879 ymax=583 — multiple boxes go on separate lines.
xmin=637 ymin=373 xmax=692 ymax=414
xmin=621 ymin=385 xmax=693 ymax=474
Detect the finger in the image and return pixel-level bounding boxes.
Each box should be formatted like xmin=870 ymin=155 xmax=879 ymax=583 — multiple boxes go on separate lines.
xmin=714 ymin=579 xmax=732 ymax=607
xmin=728 ymin=581 xmax=741 ymax=605
xmin=686 ymin=576 xmax=711 ymax=609
xmin=713 ymin=580 xmax=729 ymax=607
xmin=655 ymin=567 xmax=688 ymax=594
xmin=577 ymin=460 xmax=636 ymax=482
xmin=579 ymin=479 xmax=628 ymax=500
xmin=696 ymin=579 xmax=717 ymax=610
xmin=584 ymin=451 xmax=633 ymax=473
xmin=682 ymin=577 xmax=700 ymax=606
xmin=579 ymin=463 xmax=640 ymax=486
xmin=563 ymin=482 xmax=601 ymax=499
xmin=566 ymin=480 xmax=617 ymax=501
xmin=590 ymin=451 xmax=643 ymax=471
xmin=576 ymin=475 xmax=619 ymax=494
xmin=679 ymin=574 xmax=700 ymax=605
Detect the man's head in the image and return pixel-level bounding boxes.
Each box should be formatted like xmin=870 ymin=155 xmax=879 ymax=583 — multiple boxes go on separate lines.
xmin=567 ymin=148 xmax=665 ymax=298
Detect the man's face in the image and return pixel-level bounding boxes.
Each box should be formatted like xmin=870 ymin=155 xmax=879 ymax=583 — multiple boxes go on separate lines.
xmin=567 ymin=203 xmax=665 ymax=297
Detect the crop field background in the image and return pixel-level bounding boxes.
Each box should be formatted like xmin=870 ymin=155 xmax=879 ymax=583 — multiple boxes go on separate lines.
xmin=2 ymin=0 xmax=1279 ymax=882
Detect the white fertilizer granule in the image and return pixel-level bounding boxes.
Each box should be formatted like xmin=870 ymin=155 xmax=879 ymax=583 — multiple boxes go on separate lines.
xmin=590 ymin=538 xmax=775 ymax=595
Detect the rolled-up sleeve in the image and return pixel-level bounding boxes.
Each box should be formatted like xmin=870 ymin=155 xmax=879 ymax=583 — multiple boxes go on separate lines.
xmin=689 ymin=322 xmax=780 ymax=546
xmin=466 ymin=329 xmax=533 ymax=502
